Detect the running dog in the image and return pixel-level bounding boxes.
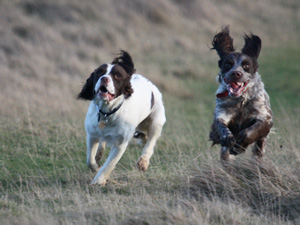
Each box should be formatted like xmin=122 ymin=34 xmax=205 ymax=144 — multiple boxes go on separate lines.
xmin=209 ymin=26 xmax=273 ymax=161
xmin=78 ymin=51 xmax=166 ymax=186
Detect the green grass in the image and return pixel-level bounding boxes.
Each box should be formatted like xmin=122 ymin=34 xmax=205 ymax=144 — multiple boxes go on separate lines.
xmin=260 ymin=46 xmax=300 ymax=110
xmin=1 ymin=0 xmax=300 ymax=223
xmin=1 ymin=46 xmax=300 ymax=224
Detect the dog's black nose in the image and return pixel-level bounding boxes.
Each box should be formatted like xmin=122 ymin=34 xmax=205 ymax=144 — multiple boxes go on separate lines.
xmin=101 ymin=76 xmax=109 ymax=84
xmin=230 ymin=71 xmax=242 ymax=79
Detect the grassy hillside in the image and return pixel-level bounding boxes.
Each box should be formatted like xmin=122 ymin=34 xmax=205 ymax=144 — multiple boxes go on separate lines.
xmin=1 ymin=0 xmax=300 ymax=224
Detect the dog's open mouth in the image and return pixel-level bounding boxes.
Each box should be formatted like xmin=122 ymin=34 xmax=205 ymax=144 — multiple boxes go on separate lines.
xmin=225 ymin=78 xmax=249 ymax=97
xmin=97 ymin=86 xmax=115 ymax=101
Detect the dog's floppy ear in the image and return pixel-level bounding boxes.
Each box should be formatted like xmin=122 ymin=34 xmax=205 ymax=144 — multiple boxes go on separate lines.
xmin=123 ymin=78 xmax=134 ymax=99
xmin=211 ymin=26 xmax=235 ymax=62
xmin=241 ymin=33 xmax=261 ymax=60
xmin=111 ymin=50 xmax=136 ymax=75
xmin=77 ymin=72 xmax=95 ymax=100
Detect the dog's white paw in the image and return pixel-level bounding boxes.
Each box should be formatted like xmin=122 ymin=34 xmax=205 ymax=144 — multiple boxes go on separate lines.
xmin=87 ymin=162 xmax=100 ymax=172
xmin=90 ymin=176 xmax=108 ymax=187
xmin=137 ymin=156 xmax=149 ymax=172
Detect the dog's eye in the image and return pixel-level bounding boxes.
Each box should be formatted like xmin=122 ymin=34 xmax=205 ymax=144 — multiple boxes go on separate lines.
xmin=243 ymin=64 xmax=250 ymax=71
xmin=114 ymin=73 xmax=122 ymax=80
xmin=224 ymin=63 xmax=232 ymax=70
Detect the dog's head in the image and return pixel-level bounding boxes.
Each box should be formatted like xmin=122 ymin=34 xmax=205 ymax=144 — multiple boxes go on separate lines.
xmin=77 ymin=50 xmax=135 ymax=102
xmin=212 ymin=26 xmax=261 ymax=98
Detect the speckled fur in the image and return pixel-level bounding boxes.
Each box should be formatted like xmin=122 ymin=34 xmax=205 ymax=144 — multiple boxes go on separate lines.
xmin=209 ymin=27 xmax=273 ymax=160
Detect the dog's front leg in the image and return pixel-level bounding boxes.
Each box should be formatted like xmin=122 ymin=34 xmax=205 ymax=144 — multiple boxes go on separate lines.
xmin=215 ymin=119 xmax=235 ymax=148
xmin=237 ymin=119 xmax=272 ymax=147
xmin=137 ymin=123 xmax=163 ymax=171
xmin=86 ymin=135 xmax=100 ymax=172
xmin=214 ymin=119 xmax=236 ymax=161
xmin=91 ymin=142 xmax=128 ymax=186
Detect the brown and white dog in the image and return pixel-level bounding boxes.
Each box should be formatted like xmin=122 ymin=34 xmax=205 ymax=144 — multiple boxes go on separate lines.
xmin=209 ymin=26 xmax=273 ymax=161
xmin=78 ymin=51 xmax=166 ymax=186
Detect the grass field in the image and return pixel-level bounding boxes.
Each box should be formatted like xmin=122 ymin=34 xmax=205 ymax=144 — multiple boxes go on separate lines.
xmin=1 ymin=0 xmax=300 ymax=224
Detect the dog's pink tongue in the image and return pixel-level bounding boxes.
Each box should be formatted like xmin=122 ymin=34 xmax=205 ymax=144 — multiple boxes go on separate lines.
xmin=107 ymin=93 xmax=115 ymax=101
xmin=100 ymin=92 xmax=115 ymax=101
xmin=231 ymin=82 xmax=239 ymax=89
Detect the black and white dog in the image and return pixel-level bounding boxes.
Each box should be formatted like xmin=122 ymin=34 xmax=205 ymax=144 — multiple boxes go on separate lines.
xmin=209 ymin=26 xmax=273 ymax=161
xmin=78 ymin=51 xmax=166 ymax=186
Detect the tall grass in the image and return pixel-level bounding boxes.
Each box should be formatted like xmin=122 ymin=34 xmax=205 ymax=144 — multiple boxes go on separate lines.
xmin=1 ymin=106 xmax=299 ymax=224
xmin=1 ymin=0 xmax=300 ymax=224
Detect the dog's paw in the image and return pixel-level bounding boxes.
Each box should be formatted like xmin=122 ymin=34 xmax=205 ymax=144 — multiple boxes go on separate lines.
xmin=137 ymin=156 xmax=149 ymax=172
xmin=220 ymin=133 xmax=236 ymax=147
xmin=90 ymin=177 xmax=108 ymax=187
xmin=87 ymin=162 xmax=100 ymax=172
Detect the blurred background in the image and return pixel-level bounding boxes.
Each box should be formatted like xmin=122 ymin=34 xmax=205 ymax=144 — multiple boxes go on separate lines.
xmin=1 ymin=0 xmax=299 ymax=120
xmin=1 ymin=0 xmax=300 ymax=224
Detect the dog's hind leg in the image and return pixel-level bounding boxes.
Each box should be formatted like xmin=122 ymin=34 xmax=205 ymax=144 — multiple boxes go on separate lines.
xmin=133 ymin=131 xmax=148 ymax=145
xmin=220 ymin=146 xmax=236 ymax=162
xmin=220 ymin=146 xmax=230 ymax=161
xmin=220 ymin=147 xmax=237 ymax=173
xmin=95 ymin=141 xmax=106 ymax=167
xmin=252 ymin=138 xmax=266 ymax=158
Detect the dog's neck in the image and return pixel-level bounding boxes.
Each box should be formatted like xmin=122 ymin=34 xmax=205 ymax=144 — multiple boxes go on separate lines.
xmin=94 ymin=95 xmax=125 ymax=113
xmin=94 ymin=95 xmax=125 ymax=123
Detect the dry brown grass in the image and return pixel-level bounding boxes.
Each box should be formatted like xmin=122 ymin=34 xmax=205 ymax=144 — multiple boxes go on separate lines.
xmin=1 ymin=0 xmax=300 ymax=224
xmin=1 ymin=0 xmax=299 ymax=117
xmin=188 ymin=158 xmax=300 ymax=221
